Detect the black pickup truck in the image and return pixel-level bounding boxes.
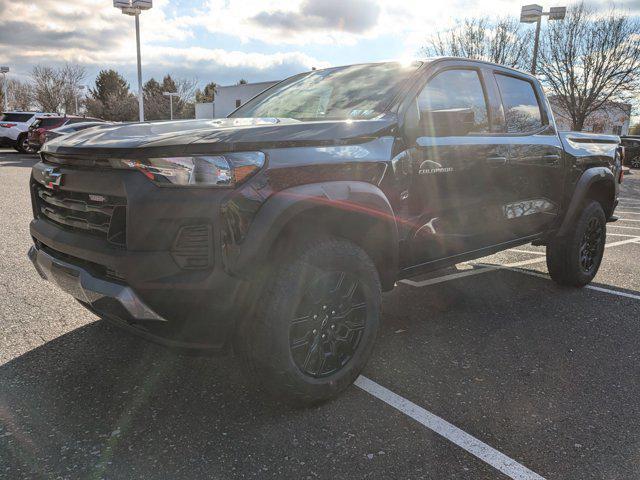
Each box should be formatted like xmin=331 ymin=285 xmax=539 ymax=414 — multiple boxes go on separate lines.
xmin=28 ymin=59 xmax=623 ymax=404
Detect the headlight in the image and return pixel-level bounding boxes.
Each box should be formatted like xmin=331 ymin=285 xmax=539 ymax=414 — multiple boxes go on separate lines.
xmin=111 ymin=152 xmax=265 ymax=187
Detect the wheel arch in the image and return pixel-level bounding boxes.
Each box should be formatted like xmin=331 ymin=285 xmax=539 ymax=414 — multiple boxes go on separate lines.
xmin=228 ymin=181 xmax=399 ymax=291
xmin=558 ymin=167 xmax=616 ymax=236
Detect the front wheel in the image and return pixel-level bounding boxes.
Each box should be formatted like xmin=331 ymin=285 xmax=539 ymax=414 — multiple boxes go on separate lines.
xmin=546 ymin=201 xmax=606 ymax=287
xmin=234 ymin=236 xmax=382 ymax=405
xmin=630 ymin=156 xmax=640 ymax=169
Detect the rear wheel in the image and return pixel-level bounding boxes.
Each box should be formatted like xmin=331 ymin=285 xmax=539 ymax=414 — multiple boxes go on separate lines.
xmin=234 ymin=236 xmax=381 ymax=405
xmin=630 ymin=156 xmax=640 ymax=169
xmin=546 ymin=201 xmax=606 ymax=287
xmin=14 ymin=133 xmax=32 ymax=153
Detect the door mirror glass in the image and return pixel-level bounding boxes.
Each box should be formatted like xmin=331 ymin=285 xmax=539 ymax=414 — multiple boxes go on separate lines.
xmin=420 ymin=108 xmax=476 ymax=137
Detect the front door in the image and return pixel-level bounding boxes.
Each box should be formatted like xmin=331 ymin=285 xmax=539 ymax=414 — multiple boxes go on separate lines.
xmin=404 ymin=67 xmax=508 ymax=266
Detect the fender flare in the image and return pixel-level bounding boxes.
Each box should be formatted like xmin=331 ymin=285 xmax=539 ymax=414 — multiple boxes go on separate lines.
xmin=229 ymin=181 xmax=399 ymax=288
xmin=557 ymin=167 xmax=615 ymax=237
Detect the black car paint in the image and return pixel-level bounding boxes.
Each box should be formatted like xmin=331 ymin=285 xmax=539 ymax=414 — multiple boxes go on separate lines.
xmin=29 ymin=58 xmax=621 ymax=349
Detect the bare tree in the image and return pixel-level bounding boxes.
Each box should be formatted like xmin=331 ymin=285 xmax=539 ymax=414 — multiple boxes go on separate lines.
xmin=421 ymin=17 xmax=532 ymax=69
xmin=60 ymin=64 xmax=87 ymax=114
xmin=9 ymin=79 xmax=34 ymax=111
xmin=539 ymin=3 xmax=640 ymax=131
xmin=31 ymin=64 xmax=86 ymax=113
xmin=176 ymin=77 xmax=198 ymax=104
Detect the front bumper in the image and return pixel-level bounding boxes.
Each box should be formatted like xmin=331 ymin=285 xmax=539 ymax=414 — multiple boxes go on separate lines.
xmin=0 ymin=136 xmax=16 ymax=147
xmin=28 ymin=235 xmax=246 ymax=350
xmin=29 ymin=244 xmax=166 ymax=322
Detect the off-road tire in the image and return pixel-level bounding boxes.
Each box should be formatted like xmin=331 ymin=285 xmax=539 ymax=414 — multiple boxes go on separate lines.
xmin=546 ymin=201 xmax=606 ymax=287
xmin=14 ymin=133 xmax=29 ymax=153
xmin=234 ymin=236 xmax=381 ymax=406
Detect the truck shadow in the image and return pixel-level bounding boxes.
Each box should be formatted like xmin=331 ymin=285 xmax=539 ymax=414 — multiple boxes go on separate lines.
xmin=0 ymin=151 xmax=39 ymax=169
xmin=0 ymin=321 xmax=306 ymax=479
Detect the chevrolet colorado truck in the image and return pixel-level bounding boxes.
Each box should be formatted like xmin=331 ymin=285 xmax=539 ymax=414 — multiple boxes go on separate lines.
xmin=28 ymin=59 xmax=623 ymax=404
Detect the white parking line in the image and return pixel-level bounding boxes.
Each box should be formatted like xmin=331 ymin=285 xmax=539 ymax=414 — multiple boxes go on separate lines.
xmin=617 ymin=218 xmax=640 ymax=222
xmin=400 ymin=237 xmax=640 ymax=288
xmin=505 ymin=267 xmax=640 ymax=301
xmin=617 ymin=211 xmax=640 ymax=215
xmin=607 ymin=233 xmax=640 ymax=238
xmin=400 ymin=267 xmax=492 ymax=287
xmin=355 ymin=376 xmax=546 ymax=480
xmin=609 ymin=224 xmax=640 ymax=230
xmin=602 ymin=237 xmax=640 ymax=248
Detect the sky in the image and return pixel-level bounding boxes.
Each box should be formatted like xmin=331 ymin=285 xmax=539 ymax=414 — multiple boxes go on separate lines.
xmin=0 ymin=0 xmax=638 ymax=90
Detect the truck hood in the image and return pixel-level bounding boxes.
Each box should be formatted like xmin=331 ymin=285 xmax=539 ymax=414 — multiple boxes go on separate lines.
xmin=41 ymin=117 xmax=396 ymax=157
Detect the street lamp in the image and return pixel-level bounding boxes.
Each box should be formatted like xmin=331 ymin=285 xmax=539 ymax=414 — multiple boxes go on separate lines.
xmin=163 ymin=92 xmax=179 ymax=120
xmin=520 ymin=4 xmax=566 ymax=75
xmin=1 ymin=66 xmax=9 ymax=112
xmin=75 ymin=85 xmax=86 ymax=115
xmin=113 ymin=0 xmax=152 ymax=122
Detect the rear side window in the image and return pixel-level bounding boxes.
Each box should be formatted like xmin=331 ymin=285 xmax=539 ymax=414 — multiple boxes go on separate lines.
xmin=495 ymin=74 xmax=543 ymax=133
xmin=38 ymin=118 xmax=63 ymax=128
xmin=1 ymin=113 xmax=34 ymax=122
xmin=417 ymin=69 xmax=490 ymax=134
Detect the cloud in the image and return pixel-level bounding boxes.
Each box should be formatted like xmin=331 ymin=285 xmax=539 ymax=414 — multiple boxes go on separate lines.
xmin=0 ymin=0 xmax=327 ymax=87
xmin=0 ymin=0 xmax=637 ymax=93
xmin=250 ymin=0 xmax=381 ymax=34
xmin=0 ymin=20 xmax=121 ymax=50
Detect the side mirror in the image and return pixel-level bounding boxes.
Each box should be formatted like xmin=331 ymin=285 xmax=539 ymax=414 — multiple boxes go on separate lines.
xmin=419 ymin=108 xmax=475 ymax=137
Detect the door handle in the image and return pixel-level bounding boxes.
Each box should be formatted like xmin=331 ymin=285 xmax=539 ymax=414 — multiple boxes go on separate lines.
xmin=486 ymin=156 xmax=507 ymax=165
xmin=542 ymin=154 xmax=561 ymax=164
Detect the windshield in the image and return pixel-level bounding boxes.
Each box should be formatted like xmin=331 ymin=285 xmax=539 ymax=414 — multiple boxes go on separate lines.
xmin=230 ymin=62 xmax=422 ymax=121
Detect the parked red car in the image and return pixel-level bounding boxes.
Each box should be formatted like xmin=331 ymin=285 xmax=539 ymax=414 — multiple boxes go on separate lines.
xmin=27 ymin=116 xmax=103 ymax=152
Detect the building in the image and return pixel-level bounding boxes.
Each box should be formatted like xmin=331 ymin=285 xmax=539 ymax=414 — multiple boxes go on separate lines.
xmin=195 ymin=81 xmax=278 ymax=119
xmin=550 ymin=98 xmax=632 ymax=135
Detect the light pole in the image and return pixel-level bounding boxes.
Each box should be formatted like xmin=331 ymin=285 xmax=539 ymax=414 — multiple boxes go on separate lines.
xmin=1 ymin=66 xmax=9 ymax=112
xmin=163 ymin=92 xmax=179 ymax=120
xmin=520 ymin=4 xmax=566 ymax=75
xmin=75 ymin=85 xmax=86 ymax=115
xmin=114 ymin=1 xmax=152 ymax=122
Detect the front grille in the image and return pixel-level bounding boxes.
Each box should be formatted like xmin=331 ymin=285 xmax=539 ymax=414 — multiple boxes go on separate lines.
xmin=34 ymin=183 xmax=127 ymax=247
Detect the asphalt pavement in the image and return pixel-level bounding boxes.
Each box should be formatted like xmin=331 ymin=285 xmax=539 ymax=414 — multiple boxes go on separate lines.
xmin=1 ymin=149 xmax=640 ymax=479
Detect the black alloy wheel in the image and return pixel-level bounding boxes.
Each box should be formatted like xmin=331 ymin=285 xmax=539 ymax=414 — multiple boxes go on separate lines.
xmin=546 ymin=200 xmax=606 ymax=287
xmin=579 ymin=217 xmax=604 ymax=275
xmin=289 ymin=271 xmax=366 ymax=378
xmin=234 ymin=236 xmax=381 ymax=405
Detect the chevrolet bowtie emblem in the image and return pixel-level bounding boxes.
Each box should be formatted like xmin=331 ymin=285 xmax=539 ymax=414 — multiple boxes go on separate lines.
xmin=43 ymin=167 xmax=63 ymax=189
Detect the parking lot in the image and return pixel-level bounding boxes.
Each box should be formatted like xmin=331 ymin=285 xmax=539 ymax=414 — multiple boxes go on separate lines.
xmin=2 ymin=149 xmax=640 ymax=479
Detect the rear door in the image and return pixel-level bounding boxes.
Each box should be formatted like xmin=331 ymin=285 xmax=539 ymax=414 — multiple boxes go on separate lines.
xmin=404 ymin=65 xmax=509 ymax=265
xmin=491 ymin=72 xmax=565 ymax=238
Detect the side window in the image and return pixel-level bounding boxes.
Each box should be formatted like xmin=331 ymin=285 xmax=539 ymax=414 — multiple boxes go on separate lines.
xmin=495 ymin=74 xmax=543 ymax=133
xmin=417 ymin=69 xmax=489 ymax=136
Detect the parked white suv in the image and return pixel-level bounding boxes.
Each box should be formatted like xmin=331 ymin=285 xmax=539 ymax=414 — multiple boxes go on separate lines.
xmin=0 ymin=112 xmax=57 ymax=153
